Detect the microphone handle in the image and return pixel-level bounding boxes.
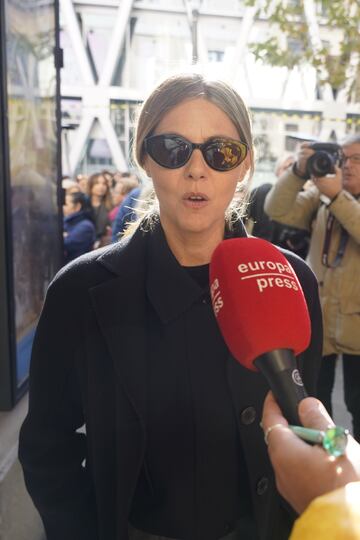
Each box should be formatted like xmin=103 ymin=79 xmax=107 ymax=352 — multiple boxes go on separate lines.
xmin=254 ymin=349 xmax=308 ymax=425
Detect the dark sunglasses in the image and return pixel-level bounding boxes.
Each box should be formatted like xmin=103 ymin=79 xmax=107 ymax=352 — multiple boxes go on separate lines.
xmin=144 ymin=134 xmax=248 ymax=172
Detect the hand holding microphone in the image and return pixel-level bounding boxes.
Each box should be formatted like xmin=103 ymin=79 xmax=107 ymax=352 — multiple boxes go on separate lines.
xmin=210 ymin=237 xmax=310 ymax=425
xmin=261 ymin=392 xmax=360 ymax=515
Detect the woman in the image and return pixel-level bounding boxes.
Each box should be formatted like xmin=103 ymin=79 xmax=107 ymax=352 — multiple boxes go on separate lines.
xmin=19 ymin=73 xmax=322 ymax=540
xmin=109 ymin=175 xmax=139 ymax=224
xmin=88 ymin=172 xmax=113 ymax=246
xmin=76 ymin=173 xmax=90 ymax=194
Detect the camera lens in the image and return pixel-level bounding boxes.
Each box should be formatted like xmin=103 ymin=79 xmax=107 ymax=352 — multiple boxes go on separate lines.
xmin=307 ymin=151 xmax=335 ymax=177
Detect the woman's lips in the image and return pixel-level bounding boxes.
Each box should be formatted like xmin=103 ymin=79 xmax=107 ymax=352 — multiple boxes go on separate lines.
xmin=182 ymin=192 xmax=209 ymax=209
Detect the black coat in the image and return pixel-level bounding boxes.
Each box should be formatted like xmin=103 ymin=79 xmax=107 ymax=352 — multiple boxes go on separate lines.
xmin=19 ymin=221 xmax=322 ymax=540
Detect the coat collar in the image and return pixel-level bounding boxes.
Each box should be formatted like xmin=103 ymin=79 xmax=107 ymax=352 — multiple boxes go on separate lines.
xmin=91 ymin=217 xmax=248 ymax=325
xmin=64 ymin=209 xmax=89 ymax=225
xmin=94 ymin=216 xmax=247 ymax=276
xmin=88 ymin=218 xmax=248 ymax=422
xmin=145 ymin=219 xmax=248 ymax=324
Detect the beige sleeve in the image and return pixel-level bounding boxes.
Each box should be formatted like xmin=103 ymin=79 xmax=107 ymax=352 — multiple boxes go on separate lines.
xmin=329 ymin=190 xmax=360 ymax=244
xmin=264 ymin=170 xmax=320 ymax=231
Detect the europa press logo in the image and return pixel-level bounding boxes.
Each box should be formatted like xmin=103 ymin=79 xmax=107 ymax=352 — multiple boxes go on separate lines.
xmin=237 ymin=259 xmax=299 ymax=293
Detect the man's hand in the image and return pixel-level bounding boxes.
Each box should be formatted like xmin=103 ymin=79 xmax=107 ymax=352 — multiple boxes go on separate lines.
xmin=294 ymin=143 xmax=343 ymax=199
xmin=293 ymin=143 xmax=314 ymax=178
xmin=312 ymin=165 xmax=343 ymax=200
xmin=262 ymin=392 xmax=360 ymax=514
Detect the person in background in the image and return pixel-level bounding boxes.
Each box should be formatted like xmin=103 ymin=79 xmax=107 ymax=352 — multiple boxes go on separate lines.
xmin=111 ymin=182 xmax=155 ymax=241
xmin=265 ymin=135 xmax=360 ymax=442
xmin=63 ymin=191 xmax=96 ymax=264
xmin=262 ymin=392 xmax=360 ymax=539
xmin=76 ymin=174 xmax=89 ymax=195
xmin=101 ymin=169 xmax=115 ymax=189
xmin=111 ymin=185 xmax=142 ymax=241
xmin=109 ymin=176 xmax=140 ymax=224
xmin=19 ymin=72 xmax=322 ymax=540
xmin=246 ymin=154 xmax=310 ymax=259
xmin=274 ymin=154 xmax=294 ymax=179
xmin=88 ymin=172 xmax=113 ymax=247
xmin=112 ymin=170 xmax=134 ymax=188
xmin=62 ymin=177 xmax=81 ymax=195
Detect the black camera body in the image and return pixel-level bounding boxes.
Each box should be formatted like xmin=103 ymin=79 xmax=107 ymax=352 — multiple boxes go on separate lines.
xmin=306 ymin=142 xmax=343 ymax=178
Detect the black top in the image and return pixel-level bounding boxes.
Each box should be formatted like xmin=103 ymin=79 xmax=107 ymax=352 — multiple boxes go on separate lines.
xmin=129 ymin=231 xmax=255 ymax=540
xmin=184 ymin=264 xmax=210 ymax=290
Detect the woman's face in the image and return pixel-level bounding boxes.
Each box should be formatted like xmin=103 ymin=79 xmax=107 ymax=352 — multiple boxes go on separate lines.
xmin=112 ymin=181 xmax=125 ymax=206
xmin=143 ymin=98 xmax=249 ymax=244
xmin=92 ymin=176 xmax=108 ymax=197
xmin=77 ymin=175 xmax=89 ymax=193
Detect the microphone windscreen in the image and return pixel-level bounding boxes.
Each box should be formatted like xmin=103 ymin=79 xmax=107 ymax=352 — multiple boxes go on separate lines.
xmin=210 ymin=237 xmax=311 ymax=371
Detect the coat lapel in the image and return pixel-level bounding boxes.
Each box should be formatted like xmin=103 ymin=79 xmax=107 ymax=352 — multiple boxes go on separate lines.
xmin=89 ymin=229 xmax=149 ymax=428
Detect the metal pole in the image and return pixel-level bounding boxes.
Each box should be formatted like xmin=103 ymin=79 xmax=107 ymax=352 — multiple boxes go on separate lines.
xmin=192 ymin=8 xmax=199 ymax=64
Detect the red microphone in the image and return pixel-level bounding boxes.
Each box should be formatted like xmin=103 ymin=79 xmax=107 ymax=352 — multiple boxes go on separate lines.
xmin=210 ymin=237 xmax=311 ymax=425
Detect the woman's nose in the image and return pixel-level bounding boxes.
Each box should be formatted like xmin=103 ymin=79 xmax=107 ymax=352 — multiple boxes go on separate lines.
xmin=184 ymin=149 xmax=208 ymax=180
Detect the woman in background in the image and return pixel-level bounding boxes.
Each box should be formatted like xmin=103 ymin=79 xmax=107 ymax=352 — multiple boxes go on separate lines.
xmin=109 ymin=175 xmax=140 ymax=224
xmin=88 ymin=172 xmax=113 ymax=246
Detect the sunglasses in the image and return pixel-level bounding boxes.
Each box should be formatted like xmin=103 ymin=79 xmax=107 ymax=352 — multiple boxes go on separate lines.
xmin=144 ymin=134 xmax=248 ymax=172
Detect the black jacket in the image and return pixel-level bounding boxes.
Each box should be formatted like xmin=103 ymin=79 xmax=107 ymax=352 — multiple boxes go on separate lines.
xmin=19 ymin=221 xmax=322 ymax=540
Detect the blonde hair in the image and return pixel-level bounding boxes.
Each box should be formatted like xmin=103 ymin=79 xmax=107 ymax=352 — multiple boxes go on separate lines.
xmin=125 ymin=73 xmax=255 ymax=236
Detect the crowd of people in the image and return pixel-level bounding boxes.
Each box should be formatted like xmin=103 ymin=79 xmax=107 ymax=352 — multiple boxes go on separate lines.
xmin=61 ymin=169 xmax=146 ymax=262
xmin=19 ymin=72 xmax=360 ymax=540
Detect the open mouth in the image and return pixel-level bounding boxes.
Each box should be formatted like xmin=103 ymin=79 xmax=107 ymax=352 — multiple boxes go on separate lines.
xmin=183 ymin=192 xmax=209 ymax=203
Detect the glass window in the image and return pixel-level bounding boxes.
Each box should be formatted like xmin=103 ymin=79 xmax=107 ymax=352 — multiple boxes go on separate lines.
xmin=4 ymin=0 xmax=61 ymax=393
xmin=208 ymin=49 xmax=224 ymax=62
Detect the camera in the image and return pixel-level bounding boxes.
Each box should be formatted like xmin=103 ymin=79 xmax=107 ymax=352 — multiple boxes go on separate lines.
xmin=306 ymin=142 xmax=343 ymax=178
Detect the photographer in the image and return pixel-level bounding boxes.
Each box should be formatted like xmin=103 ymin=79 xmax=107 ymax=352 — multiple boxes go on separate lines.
xmin=264 ymin=134 xmax=360 ymax=442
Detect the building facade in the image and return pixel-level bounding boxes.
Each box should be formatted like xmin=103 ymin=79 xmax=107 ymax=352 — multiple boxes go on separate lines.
xmin=60 ymin=0 xmax=360 ymax=183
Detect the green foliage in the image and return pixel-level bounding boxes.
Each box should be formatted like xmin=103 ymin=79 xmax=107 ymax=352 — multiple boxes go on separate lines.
xmin=245 ymin=0 xmax=360 ymax=100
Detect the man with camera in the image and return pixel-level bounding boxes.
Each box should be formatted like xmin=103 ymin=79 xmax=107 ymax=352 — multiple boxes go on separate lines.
xmin=264 ymin=134 xmax=360 ymax=442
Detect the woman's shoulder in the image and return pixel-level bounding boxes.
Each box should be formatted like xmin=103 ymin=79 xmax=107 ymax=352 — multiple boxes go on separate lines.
xmin=51 ymin=235 xmax=135 ymax=290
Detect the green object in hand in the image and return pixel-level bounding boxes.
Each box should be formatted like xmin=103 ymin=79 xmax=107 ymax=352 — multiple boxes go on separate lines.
xmin=289 ymin=425 xmax=349 ymax=457
xmin=322 ymin=426 xmax=349 ymax=457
